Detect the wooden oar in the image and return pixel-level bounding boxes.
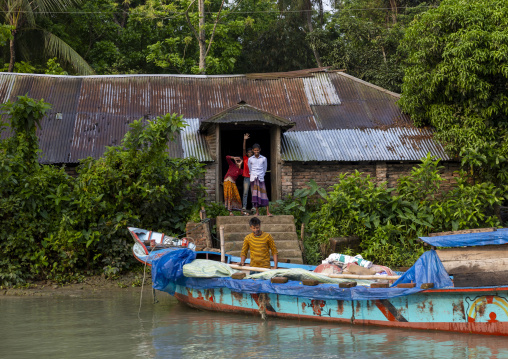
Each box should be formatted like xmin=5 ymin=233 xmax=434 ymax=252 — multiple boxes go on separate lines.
xmin=228 ymin=264 xmax=401 ymax=280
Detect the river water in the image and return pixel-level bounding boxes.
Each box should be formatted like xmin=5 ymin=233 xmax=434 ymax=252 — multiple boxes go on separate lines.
xmin=2 ymin=289 xmax=508 ymax=359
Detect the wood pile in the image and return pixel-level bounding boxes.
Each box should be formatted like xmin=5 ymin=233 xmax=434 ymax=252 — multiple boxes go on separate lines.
xmin=431 ymin=227 xmax=508 ymax=287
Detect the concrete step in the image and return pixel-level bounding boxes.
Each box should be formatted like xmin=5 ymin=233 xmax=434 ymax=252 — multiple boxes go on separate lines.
xmin=216 ymin=215 xmax=295 ymax=226
xmin=224 ymin=232 xmax=299 ymax=243
xmin=225 ymin=240 xmax=302 ymax=252
xmin=221 ymin=223 xmax=296 ymax=233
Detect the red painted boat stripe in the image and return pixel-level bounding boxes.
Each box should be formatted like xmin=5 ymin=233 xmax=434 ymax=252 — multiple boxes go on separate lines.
xmin=375 ymin=300 xmax=408 ymax=322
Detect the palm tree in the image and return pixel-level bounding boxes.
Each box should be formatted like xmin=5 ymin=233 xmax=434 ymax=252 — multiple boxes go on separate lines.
xmin=1 ymin=0 xmax=94 ymax=74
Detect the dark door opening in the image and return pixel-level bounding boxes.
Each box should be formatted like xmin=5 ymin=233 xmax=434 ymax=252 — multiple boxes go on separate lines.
xmin=219 ymin=126 xmax=272 ymax=209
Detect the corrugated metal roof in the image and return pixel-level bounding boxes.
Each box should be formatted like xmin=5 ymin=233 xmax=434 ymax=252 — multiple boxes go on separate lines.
xmin=0 ymin=71 xmax=449 ymax=163
xmin=0 ymin=73 xmax=15 ymax=103
xmin=303 ymin=73 xmax=341 ymax=105
xmin=181 ymin=118 xmax=213 ymax=162
xmin=281 ymin=128 xmax=450 ymax=162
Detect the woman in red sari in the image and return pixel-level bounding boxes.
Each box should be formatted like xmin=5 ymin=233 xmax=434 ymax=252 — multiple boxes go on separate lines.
xmin=224 ymin=155 xmax=243 ymax=216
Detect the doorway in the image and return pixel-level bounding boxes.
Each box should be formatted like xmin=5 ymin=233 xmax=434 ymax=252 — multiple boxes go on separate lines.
xmin=219 ymin=126 xmax=272 ymax=208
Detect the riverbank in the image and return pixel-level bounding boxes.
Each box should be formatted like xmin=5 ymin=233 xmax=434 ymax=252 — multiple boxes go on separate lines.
xmin=1 ymin=271 xmax=152 ymax=297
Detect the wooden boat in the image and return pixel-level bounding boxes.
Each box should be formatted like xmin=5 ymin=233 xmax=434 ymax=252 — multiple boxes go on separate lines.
xmin=131 ymin=226 xmax=508 ymax=336
xmin=129 ymin=227 xmax=315 ymax=268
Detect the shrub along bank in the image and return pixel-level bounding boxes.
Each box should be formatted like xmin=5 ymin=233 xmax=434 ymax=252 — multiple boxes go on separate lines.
xmin=272 ymin=154 xmax=504 ymax=267
xmin=0 ymin=96 xmax=205 ymax=286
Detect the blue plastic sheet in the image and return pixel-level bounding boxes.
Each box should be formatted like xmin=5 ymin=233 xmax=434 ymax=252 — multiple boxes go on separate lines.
xmin=167 ymin=277 xmax=423 ymax=301
xmin=392 ymin=250 xmax=453 ymax=288
xmin=419 ymin=228 xmax=508 ymax=247
xmin=152 ymin=249 xmax=196 ymax=294
xmin=151 ymin=249 xmax=453 ymax=301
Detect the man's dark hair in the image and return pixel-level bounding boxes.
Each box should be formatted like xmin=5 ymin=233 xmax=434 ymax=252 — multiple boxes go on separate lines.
xmin=252 ymin=143 xmax=261 ymax=150
xmin=249 ymin=217 xmax=261 ymax=227
xmin=247 ymin=147 xmax=253 ymax=152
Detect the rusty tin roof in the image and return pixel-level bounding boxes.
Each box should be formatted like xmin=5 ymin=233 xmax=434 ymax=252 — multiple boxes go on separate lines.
xmin=199 ymin=102 xmax=295 ymax=132
xmin=0 ymin=71 xmax=448 ymax=163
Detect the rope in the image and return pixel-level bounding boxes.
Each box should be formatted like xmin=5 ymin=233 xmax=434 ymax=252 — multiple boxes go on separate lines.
xmin=138 ymin=243 xmax=158 ymax=318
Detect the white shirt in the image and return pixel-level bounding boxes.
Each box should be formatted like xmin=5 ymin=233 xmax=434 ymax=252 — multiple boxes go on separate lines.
xmin=248 ymin=154 xmax=267 ymax=182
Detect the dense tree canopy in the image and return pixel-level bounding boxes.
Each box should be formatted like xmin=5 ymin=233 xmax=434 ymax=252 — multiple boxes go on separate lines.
xmin=0 ymin=0 xmax=434 ymax=80
xmin=0 ymin=0 xmax=94 ymax=74
xmin=399 ymin=0 xmax=508 ymax=185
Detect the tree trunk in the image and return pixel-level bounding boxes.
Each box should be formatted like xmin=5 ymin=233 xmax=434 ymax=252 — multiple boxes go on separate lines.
xmin=8 ymin=30 xmax=16 ymax=72
xmin=389 ymin=0 xmax=397 ymax=24
xmin=306 ymin=7 xmax=323 ymax=68
xmin=198 ymin=0 xmax=206 ymax=73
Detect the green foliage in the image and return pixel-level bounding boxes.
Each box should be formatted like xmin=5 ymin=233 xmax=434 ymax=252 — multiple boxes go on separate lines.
xmin=0 ymin=24 xmax=12 ymax=46
xmin=0 ymin=95 xmax=51 ymax=165
xmin=306 ymin=154 xmax=503 ymax=267
xmin=311 ymin=0 xmax=437 ymax=92
xmin=0 ymin=96 xmax=71 ymax=285
xmin=190 ymin=202 xmax=230 ymax=223
xmin=50 ymin=113 xmax=206 ymax=277
xmin=1 ymin=0 xmax=94 ymax=74
xmin=399 ymin=0 xmax=508 ymax=184
xmin=45 ymin=58 xmax=68 ymax=75
xmin=0 ymin=96 xmax=205 ymax=286
xmin=0 ymin=61 xmax=37 ymax=74
xmin=271 ymin=179 xmax=327 ymax=228
xmin=143 ymin=0 xmax=274 ymax=74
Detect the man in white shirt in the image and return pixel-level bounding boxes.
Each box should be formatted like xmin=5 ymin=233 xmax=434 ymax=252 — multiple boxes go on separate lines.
xmin=247 ymin=143 xmax=272 ymax=216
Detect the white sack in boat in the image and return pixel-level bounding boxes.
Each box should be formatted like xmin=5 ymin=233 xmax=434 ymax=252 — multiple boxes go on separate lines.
xmin=183 ymin=259 xmax=240 ymax=278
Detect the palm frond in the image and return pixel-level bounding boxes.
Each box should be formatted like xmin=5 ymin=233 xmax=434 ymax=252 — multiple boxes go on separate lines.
xmin=43 ymin=30 xmax=95 ymax=75
xmin=21 ymin=0 xmax=36 ymax=28
xmin=31 ymin=0 xmax=82 ymax=13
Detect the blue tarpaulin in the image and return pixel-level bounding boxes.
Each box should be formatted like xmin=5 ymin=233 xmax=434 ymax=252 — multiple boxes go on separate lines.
xmin=152 ymin=249 xmax=452 ymax=300
xmin=152 ymin=249 xmax=196 ymax=294
xmin=419 ymin=228 xmax=508 ymax=247
xmin=392 ymin=250 xmax=453 ymax=288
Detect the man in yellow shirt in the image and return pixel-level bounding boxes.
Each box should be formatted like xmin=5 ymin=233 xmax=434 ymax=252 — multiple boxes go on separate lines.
xmin=239 ymin=217 xmax=278 ymax=269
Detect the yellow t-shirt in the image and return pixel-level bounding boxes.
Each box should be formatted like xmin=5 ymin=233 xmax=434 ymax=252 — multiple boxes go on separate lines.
xmin=240 ymin=232 xmax=278 ymax=268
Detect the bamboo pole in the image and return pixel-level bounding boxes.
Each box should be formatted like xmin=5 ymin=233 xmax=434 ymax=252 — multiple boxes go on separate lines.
xmin=219 ymin=225 xmax=225 ymax=263
xmin=227 ymin=264 xmax=401 ymax=281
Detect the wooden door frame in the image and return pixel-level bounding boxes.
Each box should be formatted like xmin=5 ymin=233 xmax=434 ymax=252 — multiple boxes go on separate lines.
xmin=214 ymin=124 xmax=282 ymax=203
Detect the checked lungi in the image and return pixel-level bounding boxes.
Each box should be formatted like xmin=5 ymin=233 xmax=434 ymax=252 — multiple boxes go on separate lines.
xmin=251 ymin=178 xmax=269 ymax=208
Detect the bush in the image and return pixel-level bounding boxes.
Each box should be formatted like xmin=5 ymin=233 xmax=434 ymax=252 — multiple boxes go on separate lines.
xmin=307 ymin=154 xmax=503 ymax=267
xmin=0 ymin=96 xmax=205 ymax=285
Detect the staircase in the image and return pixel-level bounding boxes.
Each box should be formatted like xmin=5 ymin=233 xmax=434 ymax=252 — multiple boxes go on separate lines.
xmin=216 ymin=215 xmax=303 ymax=264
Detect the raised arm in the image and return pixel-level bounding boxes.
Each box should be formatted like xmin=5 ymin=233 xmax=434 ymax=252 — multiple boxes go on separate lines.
xmin=226 ymin=155 xmax=234 ymax=167
xmin=243 ymin=133 xmax=250 ymax=157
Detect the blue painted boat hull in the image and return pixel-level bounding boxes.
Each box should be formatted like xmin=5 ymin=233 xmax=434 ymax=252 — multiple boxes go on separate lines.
xmin=167 ymin=284 xmax=508 ymax=336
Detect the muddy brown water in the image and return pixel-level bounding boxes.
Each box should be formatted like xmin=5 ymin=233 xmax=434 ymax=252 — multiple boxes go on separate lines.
xmin=2 ymin=289 xmax=508 ymax=359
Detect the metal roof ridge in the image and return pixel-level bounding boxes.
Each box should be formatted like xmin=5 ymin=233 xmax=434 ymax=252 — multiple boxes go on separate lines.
xmin=334 ymin=72 xmax=401 ymax=98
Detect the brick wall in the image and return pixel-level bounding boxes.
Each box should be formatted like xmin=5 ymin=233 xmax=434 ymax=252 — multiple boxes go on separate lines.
xmin=63 ymin=165 xmax=78 ymax=177
xmin=185 ymin=221 xmax=213 ymax=249
xmin=280 ymin=160 xmax=461 ymax=197
xmin=386 ymin=162 xmax=461 ymax=191
xmin=281 ymin=161 xmax=377 ymax=196
xmin=203 ymin=163 xmax=216 ymax=201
